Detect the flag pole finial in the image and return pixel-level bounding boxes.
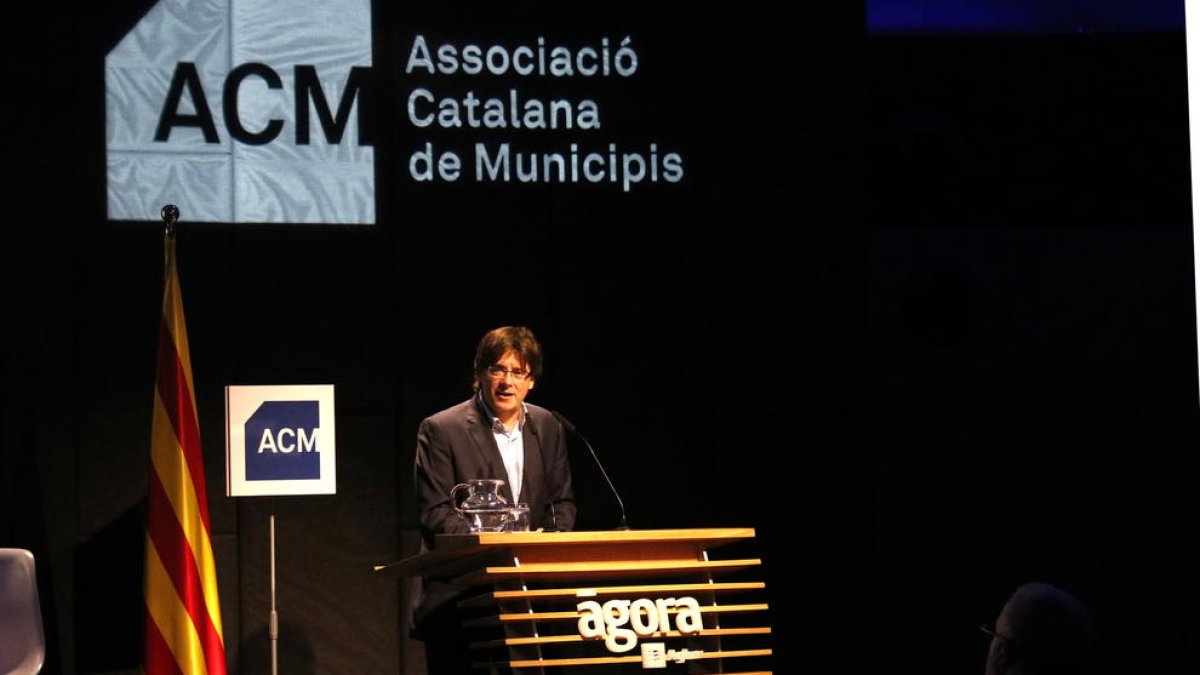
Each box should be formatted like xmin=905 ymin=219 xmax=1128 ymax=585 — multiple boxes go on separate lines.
xmin=160 ymin=204 xmax=180 ymax=237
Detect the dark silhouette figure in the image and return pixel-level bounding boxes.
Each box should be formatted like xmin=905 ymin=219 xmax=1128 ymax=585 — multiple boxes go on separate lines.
xmin=983 ymin=582 xmax=1094 ymax=675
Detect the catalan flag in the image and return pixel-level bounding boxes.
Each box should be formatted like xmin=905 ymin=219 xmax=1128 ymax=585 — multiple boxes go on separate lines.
xmin=143 ymin=230 xmax=226 ymax=674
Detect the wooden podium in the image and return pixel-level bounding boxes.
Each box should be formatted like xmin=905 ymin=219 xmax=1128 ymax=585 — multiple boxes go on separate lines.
xmin=375 ymin=528 xmax=772 ymax=674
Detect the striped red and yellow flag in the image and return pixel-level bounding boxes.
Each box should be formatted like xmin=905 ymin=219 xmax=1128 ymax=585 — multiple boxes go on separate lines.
xmin=143 ymin=233 xmax=226 ymax=675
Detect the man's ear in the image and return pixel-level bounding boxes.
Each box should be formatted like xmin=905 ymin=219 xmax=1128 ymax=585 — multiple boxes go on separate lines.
xmin=992 ymin=638 xmax=1014 ymax=672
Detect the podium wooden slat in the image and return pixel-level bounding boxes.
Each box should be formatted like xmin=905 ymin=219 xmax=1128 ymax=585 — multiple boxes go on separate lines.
xmin=472 ymin=626 xmax=772 ymax=649
xmin=505 ymin=648 xmax=773 ymax=668
xmin=455 ymin=558 xmax=761 ymax=585
xmin=464 ymin=602 xmax=770 ymax=627
xmin=459 ymin=580 xmax=766 ymax=607
xmin=445 ymin=527 xmax=756 ymax=550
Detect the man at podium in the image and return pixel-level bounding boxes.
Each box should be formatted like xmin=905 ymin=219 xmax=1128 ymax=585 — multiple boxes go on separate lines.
xmin=411 ymin=325 xmax=577 ymax=673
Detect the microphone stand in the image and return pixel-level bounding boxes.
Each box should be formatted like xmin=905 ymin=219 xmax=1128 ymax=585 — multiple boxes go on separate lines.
xmin=552 ymin=411 xmax=629 ymax=530
xmin=269 ymin=502 xmax=279 ymax=675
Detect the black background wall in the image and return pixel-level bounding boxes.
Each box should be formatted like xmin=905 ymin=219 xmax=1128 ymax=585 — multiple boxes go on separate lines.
xmin=868 ymin=28 xmax=1198 ymax=675
xmin=3 ymin=1 xmax=1197 ymax=674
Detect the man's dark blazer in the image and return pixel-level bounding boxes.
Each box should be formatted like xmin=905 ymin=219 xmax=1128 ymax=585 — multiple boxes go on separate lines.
xmin=410 ymin=395 xmax=576 ymax=637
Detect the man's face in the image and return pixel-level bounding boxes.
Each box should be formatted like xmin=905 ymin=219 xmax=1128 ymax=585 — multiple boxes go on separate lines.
xmin=984 ymin=606 xmax=1014 ymax=675
xmin=478 ymin=350 xmax=535 ymax=423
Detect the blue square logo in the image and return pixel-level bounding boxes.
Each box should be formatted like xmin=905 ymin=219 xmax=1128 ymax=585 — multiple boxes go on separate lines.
xmin=245 ymin=400 xmax=321 ymax=481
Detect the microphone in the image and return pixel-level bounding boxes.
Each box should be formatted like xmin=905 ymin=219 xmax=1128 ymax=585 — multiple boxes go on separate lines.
xmin=552 ymin=410 xmax=630 ymax=530
xmin=525 ymin=419 xmax=558 ymax=531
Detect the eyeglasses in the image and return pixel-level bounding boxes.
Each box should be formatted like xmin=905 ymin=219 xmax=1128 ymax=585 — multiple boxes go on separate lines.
xmin=979 ymin=623 xmax=1016 ymax=644
xmin=486 ymin=365 xmax=531 ymax=381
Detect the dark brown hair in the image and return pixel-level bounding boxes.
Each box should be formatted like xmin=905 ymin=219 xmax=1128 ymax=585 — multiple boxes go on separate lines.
xmin=472 ymin=326 xmax=544 ymax=389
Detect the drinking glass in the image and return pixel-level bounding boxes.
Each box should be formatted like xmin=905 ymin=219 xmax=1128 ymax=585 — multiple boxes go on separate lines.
xmin=507 ymin=503 xmax=531 ymax=532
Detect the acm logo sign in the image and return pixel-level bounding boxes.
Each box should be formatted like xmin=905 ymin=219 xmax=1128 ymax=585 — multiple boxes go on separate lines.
xmin=105 ymin=0 xmax=374 ymax=224
xmin=245 ymin=400 xmax=320 ymax=481
xmin=226 ymin=385 xmax=336 ymax=497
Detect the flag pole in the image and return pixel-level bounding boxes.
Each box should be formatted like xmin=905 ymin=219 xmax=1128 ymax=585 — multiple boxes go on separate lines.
xmin=145 ymin=203 xmax=228 ymax=675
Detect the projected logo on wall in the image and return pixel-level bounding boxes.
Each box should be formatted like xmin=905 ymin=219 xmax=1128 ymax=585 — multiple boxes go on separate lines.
xmin=107 ymin=3 xmax=692 ymax=224
xmin=105 ymin=0 xmax=374 ymax=224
